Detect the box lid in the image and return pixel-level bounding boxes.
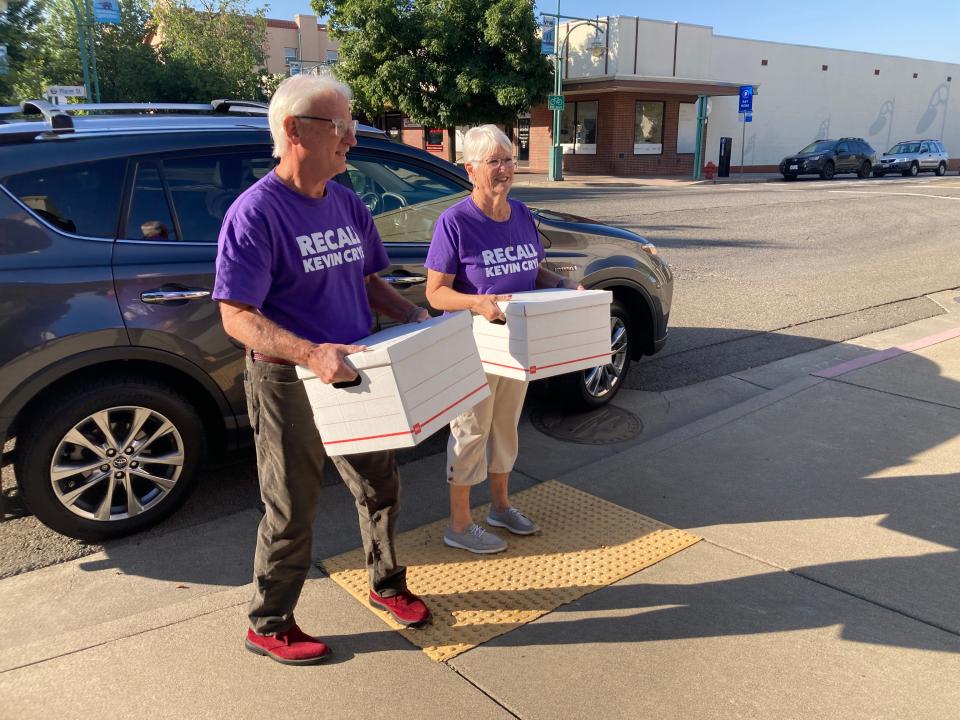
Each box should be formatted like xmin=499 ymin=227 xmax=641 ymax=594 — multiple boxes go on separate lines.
xmin=346 ymin=311 xmax=471 ymax=371
xmin=498 ymin=288 xmax=612 ymax=317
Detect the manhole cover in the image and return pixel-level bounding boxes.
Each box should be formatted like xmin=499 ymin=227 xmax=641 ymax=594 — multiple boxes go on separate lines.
xmin=530 ymin=404 xmax=642 ymax=445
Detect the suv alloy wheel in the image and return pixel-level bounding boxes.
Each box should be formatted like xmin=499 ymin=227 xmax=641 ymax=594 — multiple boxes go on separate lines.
xmin=565 ymin=300 xmax=632 ymax=410
xmin=819 ymin=161 xmax=835 ymax=180
xmin=15 ymin=376 xmax=203 ymax=540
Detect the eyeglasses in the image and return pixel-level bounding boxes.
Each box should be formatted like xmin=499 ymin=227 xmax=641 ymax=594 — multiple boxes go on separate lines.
xmin=295 ymin=116 xmax=359 ymax=137
xmin=479 ymin=157 xmax=516 ymax=169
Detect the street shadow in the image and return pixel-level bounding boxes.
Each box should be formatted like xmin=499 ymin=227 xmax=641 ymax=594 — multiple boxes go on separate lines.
xmin=916 ymin=83 xmax=951 ymax=136
xmin=869 ymin=99 xmax=896 ymax=153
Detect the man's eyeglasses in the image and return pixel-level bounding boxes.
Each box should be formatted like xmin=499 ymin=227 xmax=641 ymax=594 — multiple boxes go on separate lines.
xmin=480 ymin=157 xmax=516 ymax=169
xmin=295 ymin=116 xmax=359 ymax=137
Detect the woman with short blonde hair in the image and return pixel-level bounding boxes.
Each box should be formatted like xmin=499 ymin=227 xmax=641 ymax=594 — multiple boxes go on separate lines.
xmin=424 ymin=124 xmax=579 ymax=553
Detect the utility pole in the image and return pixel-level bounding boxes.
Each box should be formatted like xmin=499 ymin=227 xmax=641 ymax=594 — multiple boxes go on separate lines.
xmin=68 ymin=0 xmax=93 ymax=102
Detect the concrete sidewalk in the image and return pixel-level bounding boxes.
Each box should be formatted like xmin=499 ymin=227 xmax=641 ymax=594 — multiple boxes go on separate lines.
xmin=3 ymin=296 xmax=960 ymax=718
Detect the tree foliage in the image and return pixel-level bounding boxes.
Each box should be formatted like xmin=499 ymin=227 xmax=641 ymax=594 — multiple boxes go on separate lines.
xmin=153 ymin=0 xmax=269 ymax=101
xmin=316 ymin=0 xmax=552 ymax=159
xmin=0 ymin=0 xmax=49 ymax=103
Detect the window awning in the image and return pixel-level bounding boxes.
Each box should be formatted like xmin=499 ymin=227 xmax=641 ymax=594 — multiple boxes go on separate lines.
xmin=561 ymin=74 xmax=752 ymax=97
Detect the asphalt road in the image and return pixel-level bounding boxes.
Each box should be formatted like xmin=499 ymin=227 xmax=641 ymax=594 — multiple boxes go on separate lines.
xmin=514 ymin=174 xmax=960 ymax=389
xmin=3 ymin=175 xmax=959 ymax=575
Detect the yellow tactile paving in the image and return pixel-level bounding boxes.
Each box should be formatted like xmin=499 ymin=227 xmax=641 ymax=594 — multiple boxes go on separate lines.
xmin=321 ymin=480 xmax=700 ymax=661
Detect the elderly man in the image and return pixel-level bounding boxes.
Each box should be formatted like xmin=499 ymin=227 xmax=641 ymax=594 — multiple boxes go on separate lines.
xmin=214 ymin=75 xmax=431 ymax=666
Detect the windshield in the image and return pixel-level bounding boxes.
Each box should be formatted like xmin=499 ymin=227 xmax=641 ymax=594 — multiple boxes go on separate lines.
xmin=888 ymin=142 xmax=921 ymax=154
xmin=799 ymin=141 xmax=835 ymax=154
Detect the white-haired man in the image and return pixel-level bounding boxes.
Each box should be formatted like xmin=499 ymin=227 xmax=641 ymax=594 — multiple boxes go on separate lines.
xmin=214 ymin=75 xmax=431 ymax=666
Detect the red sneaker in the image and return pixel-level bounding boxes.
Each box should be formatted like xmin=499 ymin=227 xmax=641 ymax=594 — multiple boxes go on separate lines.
xmin=369 ymin=589 xmax=431 ymax=627
xmin=244 ymin=624 xmax=331 ymax=665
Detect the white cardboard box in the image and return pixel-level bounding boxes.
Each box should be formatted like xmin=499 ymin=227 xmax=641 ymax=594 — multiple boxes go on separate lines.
xmin=472 ymin=288 xmax=613 ymax=381
xmin=296 ymin=312 xmax=490 ymax=456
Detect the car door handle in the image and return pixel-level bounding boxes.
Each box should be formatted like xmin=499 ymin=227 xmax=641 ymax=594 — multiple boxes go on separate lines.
xmin=382 ymin=274 xmax=426 ymax=286
xmin=141 ymin=288 xmax=212 ymax=304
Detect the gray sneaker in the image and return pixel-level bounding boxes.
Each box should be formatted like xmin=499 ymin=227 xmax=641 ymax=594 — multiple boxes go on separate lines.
xmin=443 ymin=523 xmax=507 ymax=554
xmin=486 ymin=506 xmax=539 ymax=535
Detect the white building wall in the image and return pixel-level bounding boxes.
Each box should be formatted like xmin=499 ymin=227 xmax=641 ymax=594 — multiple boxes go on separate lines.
xmin=706 ymin=36 xmax=959 ymax=168
xmin=563 ymin=15 xmax=960 ymax=170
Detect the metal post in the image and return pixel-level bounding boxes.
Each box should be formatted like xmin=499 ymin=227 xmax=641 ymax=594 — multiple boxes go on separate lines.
xmin=740 ymin=111 xmax=746 ymax=178
xmin=82 ymin=0 xmax=101 ymax=103
xmin=548 ymin=0 xmax=562 ymax=182
xmin=693 ymin=94 xmax=707 ymax=180
xmin=68 ymin=0 xmax=92 ymax=102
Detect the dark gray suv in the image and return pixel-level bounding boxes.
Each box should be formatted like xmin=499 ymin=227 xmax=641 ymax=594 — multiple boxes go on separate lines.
xmin=0 ymin=100 xmax=672 ymax=540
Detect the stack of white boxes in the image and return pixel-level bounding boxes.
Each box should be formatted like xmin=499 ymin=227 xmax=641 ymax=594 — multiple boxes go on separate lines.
xmin=297 ymin=312 xmax=490 ymax=456
xmin=472 ymin=289 xmax=613 ymax=381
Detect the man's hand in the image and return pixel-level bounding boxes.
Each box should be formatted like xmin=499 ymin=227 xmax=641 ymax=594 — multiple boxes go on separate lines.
xmin=407 ymin=306 xmax=431 ymax=323
xmin=471 ymin=294 xmax=511 ymax=323
xmin=305 ymin=343 xmax=366 ymax=384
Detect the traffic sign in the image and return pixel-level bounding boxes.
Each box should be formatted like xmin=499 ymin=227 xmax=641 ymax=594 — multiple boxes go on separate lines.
xmin=745 ymin=113 xmax=752 ymax=123
xmin=738 ymin=85 xmax=753 ymax=113
xmin=288 ymin=62 xmax=301 ymax=76
xmin=45 ymin=85 xmax=86 ymax=102
xmin=547 ymin=94 xmax=565 ymax=111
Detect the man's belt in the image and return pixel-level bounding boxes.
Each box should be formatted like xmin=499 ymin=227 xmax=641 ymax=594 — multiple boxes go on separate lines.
xmin=249 ymin=349 xmax=295 ymax=366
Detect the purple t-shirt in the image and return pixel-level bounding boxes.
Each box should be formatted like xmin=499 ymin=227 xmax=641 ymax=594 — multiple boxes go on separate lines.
xmin=214 ymin=172 xmax=389 ymax=345
xmin=425 ymin=196 xmax=545 ymax=295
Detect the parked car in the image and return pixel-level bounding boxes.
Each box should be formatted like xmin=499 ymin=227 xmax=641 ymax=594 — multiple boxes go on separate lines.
xmin=779 ymin=138 xmax=876 ymax=180
xmin=873 ymin=139 xmax=949 ymax=177
xmin=0 ymin=100 xmax=672 ymax=540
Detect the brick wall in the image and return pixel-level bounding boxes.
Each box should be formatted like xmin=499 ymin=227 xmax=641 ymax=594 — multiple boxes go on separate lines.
xmin=528 ymin=92 xmax=706 ymax=177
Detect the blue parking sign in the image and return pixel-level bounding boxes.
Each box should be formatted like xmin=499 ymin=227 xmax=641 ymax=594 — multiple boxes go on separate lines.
xmin=739 ymin=85 xmax=753 ymax=113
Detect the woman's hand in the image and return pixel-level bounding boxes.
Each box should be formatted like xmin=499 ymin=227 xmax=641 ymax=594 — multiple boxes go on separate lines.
xmin=471 ymin=294 xmax=511 ymax=323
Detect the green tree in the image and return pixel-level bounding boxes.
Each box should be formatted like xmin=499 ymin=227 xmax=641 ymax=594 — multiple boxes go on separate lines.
xmin=316 ymin=0 xmax=552 ymax=161
xmin=152 ymin=0 xmax=270 ymax=102
xmin=0 ymin=0 xmax=47 ymax=104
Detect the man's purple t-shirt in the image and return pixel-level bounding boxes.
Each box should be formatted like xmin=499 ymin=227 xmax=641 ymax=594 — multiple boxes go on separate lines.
xmin=213 ymin=172 xmax=389 ymax=345
xmin=425 ymin=196 xmax=545 ymax=295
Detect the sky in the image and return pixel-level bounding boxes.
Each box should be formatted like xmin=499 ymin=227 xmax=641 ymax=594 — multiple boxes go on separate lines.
xmin=260 ymin=0 xmax=960 ymax=66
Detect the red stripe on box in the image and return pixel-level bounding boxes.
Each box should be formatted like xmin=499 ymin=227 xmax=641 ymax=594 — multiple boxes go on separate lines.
xmin=481 ymin=352 xmax=613 ymax=374
xmin=323 ymin=382 xmax=489 ymax=446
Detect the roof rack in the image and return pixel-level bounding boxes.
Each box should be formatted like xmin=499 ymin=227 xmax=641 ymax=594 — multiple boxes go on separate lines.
xmin=21 ymin=100 xmax=74 ymax=131
xmin=211 ymin=99 xmax=269 ymax=114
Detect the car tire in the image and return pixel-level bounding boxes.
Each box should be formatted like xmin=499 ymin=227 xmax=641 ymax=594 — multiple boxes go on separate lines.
xmin=819 ymin=162 xmax=835 ymax=180
xmin=936 ymin=162 xmax=947 ymax=176
xmin=904 ymin=162 xmax=919 ymax=177
xmin=562 ymin=299 xmax=633 ymax=411
xmin=15 ymin=376 xmax=204 ymax=540
xmin=857 ymin=161 xmax=872 ymax=179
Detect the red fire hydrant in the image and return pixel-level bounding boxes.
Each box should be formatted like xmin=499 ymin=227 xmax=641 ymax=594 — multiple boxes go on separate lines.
xmin=704 ymin=161 xmax=716 ymax=180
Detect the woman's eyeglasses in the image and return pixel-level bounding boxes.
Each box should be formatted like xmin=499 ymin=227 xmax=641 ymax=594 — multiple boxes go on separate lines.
xmin=480 ymin=157 xmax=516 ymax=169
xmin=295 ymin=116 xmax=359 ymax=137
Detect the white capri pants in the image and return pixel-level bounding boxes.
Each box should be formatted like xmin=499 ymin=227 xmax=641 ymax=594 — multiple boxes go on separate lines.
xmin=446 ymin=373 xmax=529 ymax=486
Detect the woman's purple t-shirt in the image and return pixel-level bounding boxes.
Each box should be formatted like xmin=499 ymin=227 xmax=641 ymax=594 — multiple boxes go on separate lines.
xmin=425 ymin=196 xmax=545 ymax=295
xmin=213 ymin=172 xmax=389 ymax=345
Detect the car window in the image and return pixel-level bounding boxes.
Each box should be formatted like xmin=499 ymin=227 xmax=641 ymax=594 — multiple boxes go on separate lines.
xmin=345 ymin=155 xmax=468 ymax=243
xmin=836 ymin=142 xmax=849 ymax=153
xmin=160 ymin=151 xmax=276 ymax=243
xmin=800 ymin=141 xmax=835 ymax=154
xmin=126 ymin=162 xmax=176 ymax=241
xmin=920 ymin=143 xmax=930 ymax=153
xmin=2 ymin=158 xmax=126 ymax=238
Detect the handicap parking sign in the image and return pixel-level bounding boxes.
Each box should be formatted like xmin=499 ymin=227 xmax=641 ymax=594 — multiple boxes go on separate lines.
xmin=739 ymin=86 xmax=753 ymax=113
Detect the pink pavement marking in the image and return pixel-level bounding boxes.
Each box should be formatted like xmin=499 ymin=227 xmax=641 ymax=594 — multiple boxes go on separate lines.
xmin=813 ymin=326 xmax=960 ymax=379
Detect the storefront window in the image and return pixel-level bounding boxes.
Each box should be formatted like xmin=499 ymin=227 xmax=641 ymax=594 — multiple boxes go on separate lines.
xmin=560 ymin=100 xmax=598 ymax=155
xmin=677 ymin=102 xmax=696 ymax=154
xmin=634 ymin=101 xmax=664 ymax=155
